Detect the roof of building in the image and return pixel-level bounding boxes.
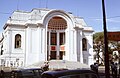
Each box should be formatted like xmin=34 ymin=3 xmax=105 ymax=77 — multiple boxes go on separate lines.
xmin=3 ymin=8 xmax=93 ymax=32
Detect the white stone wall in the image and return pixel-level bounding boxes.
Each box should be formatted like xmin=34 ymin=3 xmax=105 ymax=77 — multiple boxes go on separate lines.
xmin=82 ymin=31 xmax=94 ymax=65
xmin=0 ymin=8 xmax=94 ymax=67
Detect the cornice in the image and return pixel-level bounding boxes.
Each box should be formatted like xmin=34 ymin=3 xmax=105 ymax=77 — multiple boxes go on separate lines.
xmin=3 ymin=23 xmax=25 ymax=30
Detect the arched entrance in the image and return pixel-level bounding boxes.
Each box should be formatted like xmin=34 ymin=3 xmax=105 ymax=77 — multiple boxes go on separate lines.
xmin=47 ymin=17 xmax=67 ymax=60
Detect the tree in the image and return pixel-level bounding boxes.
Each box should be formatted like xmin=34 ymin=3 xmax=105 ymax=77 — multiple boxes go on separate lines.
xmin=93 ymin=32 xmax=120 ymax=65
xmin=93 ymin=32 xmax=104 ymax=64
xmin=109 ymin=41 xmax=120 ymax=62
xmin=93 ymin=32 xmax=104 ymax=42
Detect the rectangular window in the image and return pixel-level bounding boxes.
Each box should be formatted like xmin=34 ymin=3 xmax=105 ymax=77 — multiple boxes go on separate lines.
xmin=50 ymin=51 xmax=56 ymax=59
xmin=59 ymin=33 xmax=65 ymax=45
xmin=51 ymin=33 xmax=57 ymax=45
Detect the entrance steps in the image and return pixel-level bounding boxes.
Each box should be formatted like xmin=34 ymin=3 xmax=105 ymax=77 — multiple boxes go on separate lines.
xmin=27 ymin=60 xmax=90 ymax=70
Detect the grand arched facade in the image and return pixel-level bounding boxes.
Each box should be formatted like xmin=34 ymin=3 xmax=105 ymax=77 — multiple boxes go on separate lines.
xmin=42 ymin=10 xmax=77 ymax=62
xmin=0 ymin=8 xmax=94 ymax=67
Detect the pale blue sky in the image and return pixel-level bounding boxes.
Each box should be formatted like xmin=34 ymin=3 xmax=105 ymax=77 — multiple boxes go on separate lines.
xmin=0 ymin=0 xmax=120 ymax=32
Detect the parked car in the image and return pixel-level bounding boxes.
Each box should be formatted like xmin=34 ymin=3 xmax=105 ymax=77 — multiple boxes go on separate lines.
xmin=0 ymin=70 xmax=11 ymax=78
xmin=11 ymin=68 xmax=44 ymax=78
xmin=41 ymin=69 xmax=99 ymax=78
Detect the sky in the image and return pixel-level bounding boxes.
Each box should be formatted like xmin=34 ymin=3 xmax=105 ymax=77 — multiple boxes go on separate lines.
xmin=0 ymin=0 xmax=120 ymax=33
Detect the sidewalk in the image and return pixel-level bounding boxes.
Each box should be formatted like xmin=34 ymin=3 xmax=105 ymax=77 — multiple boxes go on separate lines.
xmin=98 ymin=66 xmax=105 ymax=73
xmin=28 ymin=60 xmax=90 ymax=70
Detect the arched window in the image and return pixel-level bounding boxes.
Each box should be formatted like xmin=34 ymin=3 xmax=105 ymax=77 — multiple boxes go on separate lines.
xmin=0 ymin=45 xmax=3 ymax=55
xmin=82 ymin=38 xmax=87 ymax=51
xmin=15 ymin=34 xmax=21 ymax=48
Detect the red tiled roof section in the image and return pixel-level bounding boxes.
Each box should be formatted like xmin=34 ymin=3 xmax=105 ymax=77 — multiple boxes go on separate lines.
xmin=107 ymin=32 xmax=120 ymax=41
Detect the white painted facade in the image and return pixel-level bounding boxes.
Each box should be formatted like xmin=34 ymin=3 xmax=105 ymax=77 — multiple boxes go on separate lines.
xmin=0 ymin=8 xmax=94 ymax=68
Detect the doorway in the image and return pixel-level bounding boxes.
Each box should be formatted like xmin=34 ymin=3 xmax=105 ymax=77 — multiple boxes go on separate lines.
xmin=47 ymin=16 xmax=67 ymax=60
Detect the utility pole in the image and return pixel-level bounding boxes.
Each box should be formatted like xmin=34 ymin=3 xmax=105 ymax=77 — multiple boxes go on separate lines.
xmin=101 ymin=0 xmax=110 ymax=78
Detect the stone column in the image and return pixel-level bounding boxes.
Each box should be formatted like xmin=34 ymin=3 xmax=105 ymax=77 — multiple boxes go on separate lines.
xmin=57 ymin=32 xmax=60 ymax=60
xmin=79 ymin=30 xmax=83 ymax=63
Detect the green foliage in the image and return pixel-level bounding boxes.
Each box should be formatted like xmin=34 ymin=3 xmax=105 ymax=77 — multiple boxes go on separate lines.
xmin=93 ymin=32 xmax=120 ymax=64
xmin=93 ymin=32 xmax=104 ymax=64
xmin=93 ymin=32 xmax=104 ymax=43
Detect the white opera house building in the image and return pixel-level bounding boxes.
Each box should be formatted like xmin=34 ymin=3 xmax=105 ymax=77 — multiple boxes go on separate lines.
xmin=0 ymin=8 xmax=94 ymax=68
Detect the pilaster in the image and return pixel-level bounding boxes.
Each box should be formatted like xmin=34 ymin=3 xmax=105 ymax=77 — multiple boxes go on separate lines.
xmin=79 ymin=30 xmax=83 ymax=63
xmin=25 ymin=26 xmax=31 ymax=66
xmin=74 ymin=27 xmax=83 ymax=63
xmin=57 ymin=32 xmax=60 ymax=60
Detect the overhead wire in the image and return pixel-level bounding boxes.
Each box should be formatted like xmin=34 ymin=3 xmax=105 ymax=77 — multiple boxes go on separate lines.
xmin=0 ymin=12 xmax=11 ymax=15
xmin=107 ymin=16 xmax=120 ymax=19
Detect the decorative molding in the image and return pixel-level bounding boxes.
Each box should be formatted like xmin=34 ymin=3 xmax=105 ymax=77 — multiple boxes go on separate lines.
xmin=74 ymin=26 xmax=83 ymax=30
